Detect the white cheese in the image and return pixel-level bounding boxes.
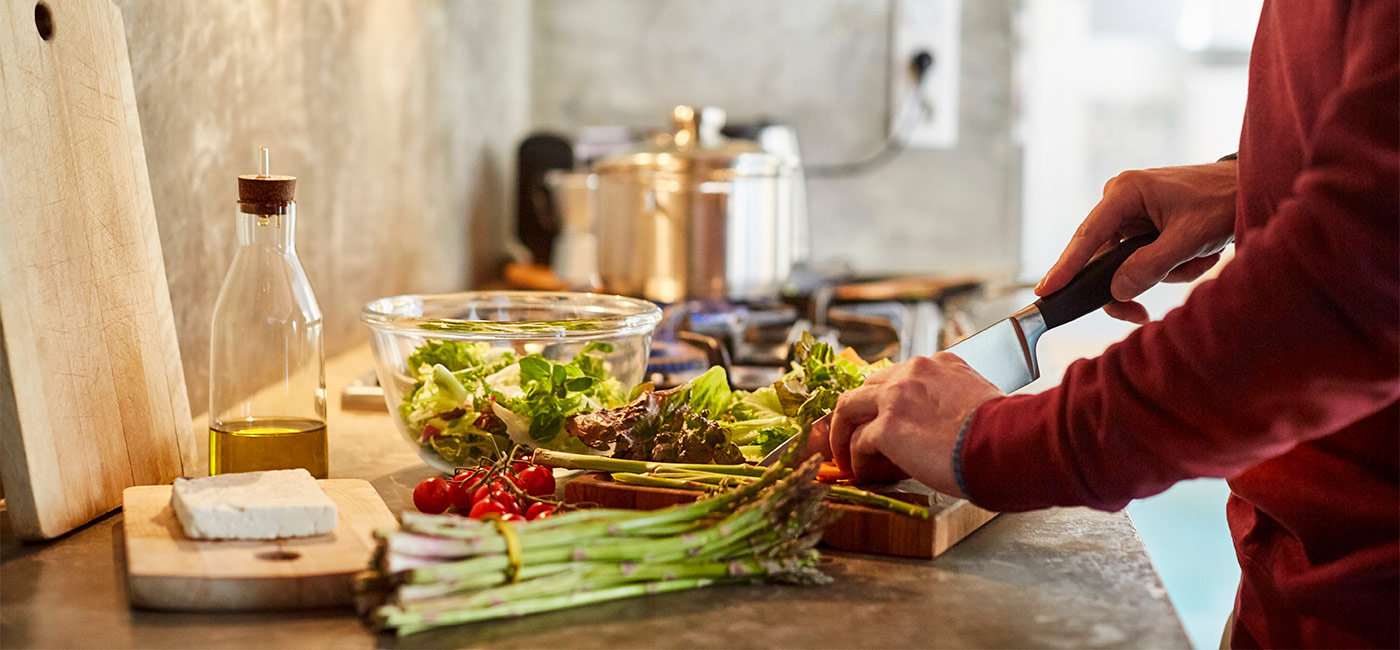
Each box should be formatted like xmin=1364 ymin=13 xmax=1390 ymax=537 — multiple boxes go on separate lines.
xmin=170 ymin=469 xmax=338 ymax=540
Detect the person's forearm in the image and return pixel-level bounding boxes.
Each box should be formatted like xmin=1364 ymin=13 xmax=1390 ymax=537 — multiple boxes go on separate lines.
xmin=957 ymin=44 xmax=1399 ymax=512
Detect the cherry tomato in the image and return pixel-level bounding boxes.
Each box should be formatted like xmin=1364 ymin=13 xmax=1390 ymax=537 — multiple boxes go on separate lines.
xmin=468 ymin=498 xmax=508 ymax=519
xmin=472 ymin=479 xmax=512 ymax=505
xmin=499 ymin=513 xmax=526 ymax=522
xmin=492 ymin=488 xmax=521 ymax=515
xmin=511 ymin=460 xmax=530 ymax=475
xmin=412 ymin=477 xmax=453 ymax=514
xmin=450 ymin=471 xmax=483 ymax=511
xmin=519 ymin=465 xmax=556 ymax=498
xmin=526 ymin=502 xmax=555 ymax=520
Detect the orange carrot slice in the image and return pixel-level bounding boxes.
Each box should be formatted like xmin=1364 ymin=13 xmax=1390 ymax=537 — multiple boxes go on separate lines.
xmin=837 ymin=347 xmax=868 ymax=367
xmin=817 ymin=461 xmax=853 ymax=483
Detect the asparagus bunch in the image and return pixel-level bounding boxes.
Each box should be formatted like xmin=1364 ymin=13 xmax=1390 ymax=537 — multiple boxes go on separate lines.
xmin=531 ymin=449 xmax=931 ymax=520
xmin=357 ymin=454 xmax=837 ymax=636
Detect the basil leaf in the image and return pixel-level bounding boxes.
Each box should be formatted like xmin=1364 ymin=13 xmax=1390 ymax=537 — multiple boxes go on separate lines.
xmin=529 ymin=412 xmax=564 ymax=443
xmin=565 ymin=376 xmax=597 ymax=392
xmin=518 ymin=356 xmax=552 ymax=387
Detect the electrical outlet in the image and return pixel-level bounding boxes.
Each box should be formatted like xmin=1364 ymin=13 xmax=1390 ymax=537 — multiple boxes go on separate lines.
xmin=889 ymin=0 xmax=962 ymax=149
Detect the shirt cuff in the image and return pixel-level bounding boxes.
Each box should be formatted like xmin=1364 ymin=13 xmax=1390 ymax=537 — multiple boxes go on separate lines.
xmin=951 ymin=407 xmax=978 ymax=498
xmin=958 ymin=394 xmax=1064 ymax=511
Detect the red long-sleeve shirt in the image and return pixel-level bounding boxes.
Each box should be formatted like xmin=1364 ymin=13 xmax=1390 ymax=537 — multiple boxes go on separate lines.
xmin=957 ymin=3 xmax=1399 ymax=647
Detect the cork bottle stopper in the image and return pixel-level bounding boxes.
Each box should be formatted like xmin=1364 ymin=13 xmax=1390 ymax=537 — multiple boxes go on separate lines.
xmin=238 ymin=148 xmax=296 ymax=214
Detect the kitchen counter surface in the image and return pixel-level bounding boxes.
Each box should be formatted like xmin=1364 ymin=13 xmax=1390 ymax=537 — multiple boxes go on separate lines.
xmin=0 ymin=346 xmax=1190 ymax=649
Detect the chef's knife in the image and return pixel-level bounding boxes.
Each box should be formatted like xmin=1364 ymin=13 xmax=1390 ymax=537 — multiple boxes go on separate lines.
xmin=946 ymin=234 xmax=1156 ymax=393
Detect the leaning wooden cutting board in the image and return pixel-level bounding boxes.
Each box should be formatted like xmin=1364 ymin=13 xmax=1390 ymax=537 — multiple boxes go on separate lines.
xmin=566 ymin=473 xmax=997 ymax=559
xmin=0 ymin=0 xmax=196 ymax=540
xmin=122 ymin=479 xmax=397 ymax=611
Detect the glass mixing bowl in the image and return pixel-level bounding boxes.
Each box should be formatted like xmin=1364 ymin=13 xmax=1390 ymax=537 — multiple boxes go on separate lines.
xmin=361 ymin=291 xmax=662 ymax=471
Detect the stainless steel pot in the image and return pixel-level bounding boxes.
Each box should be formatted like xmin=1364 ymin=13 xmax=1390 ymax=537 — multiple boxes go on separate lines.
xmin=592 ymin=106 xmax=807 ymax=303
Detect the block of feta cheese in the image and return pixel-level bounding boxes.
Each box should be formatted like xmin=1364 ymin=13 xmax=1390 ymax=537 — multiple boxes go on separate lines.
xmin=170 ymin=469 xmax=339 ymax=540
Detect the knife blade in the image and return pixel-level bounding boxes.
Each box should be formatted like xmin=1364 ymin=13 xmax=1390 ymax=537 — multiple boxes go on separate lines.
xmin=757 ymin=413 xmax=831 ymax=466
xmin=946 ymin=234 xmax=1156 ymax=393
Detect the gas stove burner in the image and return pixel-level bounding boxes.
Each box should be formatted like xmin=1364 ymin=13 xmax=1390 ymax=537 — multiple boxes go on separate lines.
xmin=644 ymin=298 xmax=906 ymax=392
xmin=646 ymin=340 xmax=708 ymax=384
xmin=644 ymin=330 xmax=731 ymax=389
xmin=680 ymin=300 xmax=798 ymax=336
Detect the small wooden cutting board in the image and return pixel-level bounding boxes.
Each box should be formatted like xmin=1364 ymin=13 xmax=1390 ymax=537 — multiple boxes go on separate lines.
xmin=565 ymin=473 xmax=997 ymax=559
xmin=122 ymin=479 xmax=397 ymax=611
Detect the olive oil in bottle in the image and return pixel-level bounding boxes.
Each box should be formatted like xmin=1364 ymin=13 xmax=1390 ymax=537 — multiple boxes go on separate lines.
xmin=208 ymin=149 xmax=328 ymax=478
xmin=209 ymin=417 xmax=328 ymax=477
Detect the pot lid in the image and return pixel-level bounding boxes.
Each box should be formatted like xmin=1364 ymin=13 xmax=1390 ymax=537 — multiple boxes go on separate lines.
xmin=593 ymin=106 xmax=798 ymax=178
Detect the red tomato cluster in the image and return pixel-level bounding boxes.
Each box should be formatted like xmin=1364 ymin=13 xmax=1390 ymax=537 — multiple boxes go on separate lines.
xmin=412 ymin=459 xmax=558 ymax=522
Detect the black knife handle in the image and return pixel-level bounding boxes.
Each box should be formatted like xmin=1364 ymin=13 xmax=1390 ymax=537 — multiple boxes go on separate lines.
xmin=1033 ymin=233 xmax=1158 ymax=330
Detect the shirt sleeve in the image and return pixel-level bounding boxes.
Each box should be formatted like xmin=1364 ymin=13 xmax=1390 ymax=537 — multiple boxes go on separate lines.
xmin=956 ymin=9 xmax=1400 ymax=513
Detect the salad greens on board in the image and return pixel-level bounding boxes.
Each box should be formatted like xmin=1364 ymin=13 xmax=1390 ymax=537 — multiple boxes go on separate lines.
xmin=706 ymin=332 xmax=891 ymax=461
xmin=563 ymin=333 xmax=891 ymax=463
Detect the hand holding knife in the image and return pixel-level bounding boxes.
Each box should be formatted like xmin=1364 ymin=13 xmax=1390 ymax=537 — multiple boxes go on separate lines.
xmin=770 ymin=235 xmax=1158 ymax=489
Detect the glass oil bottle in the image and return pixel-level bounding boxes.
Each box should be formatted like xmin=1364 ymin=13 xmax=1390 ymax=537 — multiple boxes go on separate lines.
xmin=208 ymin=148 xmax=328 ymax=477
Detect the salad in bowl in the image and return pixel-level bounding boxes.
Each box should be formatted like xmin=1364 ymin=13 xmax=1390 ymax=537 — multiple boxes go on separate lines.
xmin=361 ymin=291 xmax=660 ymax=470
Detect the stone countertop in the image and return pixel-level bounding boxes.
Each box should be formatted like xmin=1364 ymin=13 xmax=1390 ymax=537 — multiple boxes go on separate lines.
xmin=0 ymin=346 xmax=1190 ymax=649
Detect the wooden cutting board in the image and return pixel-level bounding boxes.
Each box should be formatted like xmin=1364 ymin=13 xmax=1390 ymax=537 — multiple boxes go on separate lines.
xmin=0 ymin=0 xmax=196 ymax=540
xmin=122 ymin=479 xmax=397 ymax=611
xmin=565 ymin=473 xmax=997 ymax=559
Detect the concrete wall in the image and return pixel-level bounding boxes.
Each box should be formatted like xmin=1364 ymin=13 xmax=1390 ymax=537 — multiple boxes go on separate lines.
xmin=114 ymin=0 xmax=1018 ymax=412
xmin=115 ymin=0 xmax=531 ymax=412
xmin=529 ymin=0 xmax=1020 ymax=278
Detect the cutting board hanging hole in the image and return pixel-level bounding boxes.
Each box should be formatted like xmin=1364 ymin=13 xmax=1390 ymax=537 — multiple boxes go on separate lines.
xmin=256 ymin=550 xmax=301 ymax=562
xmin=34 ymin=3 xmax=54 ymax=41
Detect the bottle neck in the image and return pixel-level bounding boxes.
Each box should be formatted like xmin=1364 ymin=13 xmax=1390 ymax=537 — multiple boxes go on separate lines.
xmin=236 ymin=202 xmax=296 ymax=252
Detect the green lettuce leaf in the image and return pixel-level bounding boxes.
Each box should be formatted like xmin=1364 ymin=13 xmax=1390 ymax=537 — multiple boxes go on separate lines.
xmin=407 ymin=340 xmax=489 ymax=374
xmin=755 ymin=424 xmax=800 ymax=456
xmin=726 ymin=387 xmax=792 ymax=444
xmin=684 ymin=366 xmax=735 ymax=418
xmin=398 ymin=370 xmax=466 ymax=430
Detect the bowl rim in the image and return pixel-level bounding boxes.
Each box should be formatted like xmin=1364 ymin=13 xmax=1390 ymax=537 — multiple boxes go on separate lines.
xmin=360 ymin=290 xmax=663 ymax=340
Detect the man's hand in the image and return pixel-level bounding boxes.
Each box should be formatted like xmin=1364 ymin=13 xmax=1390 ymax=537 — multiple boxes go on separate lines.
xmin=1035 ymin=161 xmax=1238 ymax=324
xmin=807 ymin=353 xmax=1003 ymax=496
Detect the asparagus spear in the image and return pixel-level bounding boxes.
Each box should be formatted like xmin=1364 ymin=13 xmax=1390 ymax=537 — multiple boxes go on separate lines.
xmin=532 ymin=449 xmax=766 ymax=477
xmin=533 ymin=448 xmax=932 ymax=520
xmin=611 ymin=471 xmax=931 ymax=520
xmin=389 ymin=578 xmax=714 ymax=636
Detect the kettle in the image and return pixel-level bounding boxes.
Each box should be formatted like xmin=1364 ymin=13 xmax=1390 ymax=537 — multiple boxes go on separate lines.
xmin=591 ymin=106 xmax=808 ymax=304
